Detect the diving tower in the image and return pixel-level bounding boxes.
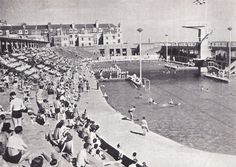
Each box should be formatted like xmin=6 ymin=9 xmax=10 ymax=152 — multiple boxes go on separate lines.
xmin=182 ymin=25 xmax=212 ymax=60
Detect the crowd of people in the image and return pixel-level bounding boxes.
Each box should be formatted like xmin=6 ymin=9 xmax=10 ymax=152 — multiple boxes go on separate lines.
xmin=0 ymin=46 xmax=150 ymax=167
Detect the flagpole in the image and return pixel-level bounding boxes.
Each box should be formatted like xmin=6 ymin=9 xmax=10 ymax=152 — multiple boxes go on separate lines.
xmin=204 ymin=0 xmax=208 ymax=26
xmin=137 ymin=28 xmax=143 ymax=84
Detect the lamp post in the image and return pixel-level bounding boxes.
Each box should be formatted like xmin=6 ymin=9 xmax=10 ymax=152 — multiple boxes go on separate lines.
xmin=228 ymin=27 xmax=232 ymax=79
xmin=165 ymin=34 xmax=169 ymax=61
xmin=137 ymin=28 xmax=143 ymax=83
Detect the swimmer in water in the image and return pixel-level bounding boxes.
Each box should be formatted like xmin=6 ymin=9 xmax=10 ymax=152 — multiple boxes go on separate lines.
xmin=169 ymin=99 xmax=174 ymax=105
xmin=169 ymin=99 xmax=181 ymax=106
xmin=138 ymin=93 xmax=143 ymax=99
xmin=148 ymin=98 xmax=157 ymax=105
xmin=201 ymin=87 xmax=209 ymax=92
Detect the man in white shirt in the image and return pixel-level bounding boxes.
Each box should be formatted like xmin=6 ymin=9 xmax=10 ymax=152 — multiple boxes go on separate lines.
xmin=3 ymin=126 xmax=28 ymax=164
xmin=77 ymin=143 xmax=89 ymax=167
xmin=9 ymin=92 xmax=25 ymax=127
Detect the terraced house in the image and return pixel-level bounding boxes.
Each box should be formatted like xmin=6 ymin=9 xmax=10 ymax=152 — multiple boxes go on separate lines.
xmin=0 ymin=20 xmax=123 ymax=47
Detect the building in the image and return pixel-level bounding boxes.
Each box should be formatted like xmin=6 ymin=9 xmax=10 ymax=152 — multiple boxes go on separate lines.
xmin=53 ymin=35 xmax=70 ymax=47
xmin=0 ymin=20 xmax=7 ymax=26
xmin=0 ymin=21 xmax=123 ymax=47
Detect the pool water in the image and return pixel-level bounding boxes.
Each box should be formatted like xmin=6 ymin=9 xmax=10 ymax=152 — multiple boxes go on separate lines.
xmin=98 ymin=61 xmax=236 ymax=155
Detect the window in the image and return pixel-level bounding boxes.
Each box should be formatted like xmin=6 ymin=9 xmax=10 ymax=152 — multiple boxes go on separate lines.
xmin=70 ymin=35 xmax=72 ymax=38
xmin=25 ymin=30 xmax=28 ymax=34
xmin=106 ymin=42 xmax=108 ymax=45
xmin=18 ymin=30 xmax=22 ymax=34
xmin=88 ymin=37 xmax=91 ymax=41
xmin=89 ymin=43 xmax=91 ymax=46
xmin=113 ymin=36 xmax=115 ymax=39
xmin=82 ymin=43 xmax=84 ymax=47
xmin=81 ymin=37 xmax=84 ymax=41
xmin=75 ymin=35 xmax=78 ymax=38
xmin=122 ymin=48 xmax=127 ymax=56
xmin=106 ymin=37 xmax=108 ymax=40
xmin=118 ymin=33 xmax=120 ymax=37
xmin=0 ymin=30 xmax=3 ymax=35
xmin=118 ymin=39 xmax=120 ymax=43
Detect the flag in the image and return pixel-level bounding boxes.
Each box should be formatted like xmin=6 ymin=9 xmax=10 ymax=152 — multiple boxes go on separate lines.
xmin=193 ymin=0 xmax=206 ymax=5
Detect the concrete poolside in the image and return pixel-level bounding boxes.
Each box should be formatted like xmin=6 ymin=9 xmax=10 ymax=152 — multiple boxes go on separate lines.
xmin=79 ymin=70 xmax=236 ymax=167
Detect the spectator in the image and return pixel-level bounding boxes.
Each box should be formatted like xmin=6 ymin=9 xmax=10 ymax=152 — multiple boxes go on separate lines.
xmin=141 ymin=117 xmax=149 ymax=136
xmin=60 ymin=132 xmax=74 ymax=156
xmin=128 ymin=106 xmax=136 ymax=121
xmin=30 ymin=155 xmax=44 ymax=167
xmin=36 ymin=85 xmax=44 ymax=113
xmin=76 ymin=143 xmax=89 ymax=167
xmin=9 ymin=91 xmax=25 ymax=127
xmin=3 ymin=126 xmax=28 ymax=164
xmin=0 ymin=114 xmax=6 ymax=131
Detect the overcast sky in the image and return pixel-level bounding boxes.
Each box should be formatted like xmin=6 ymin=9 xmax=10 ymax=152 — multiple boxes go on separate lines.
xmin=0 ymin=0 xmax=235 ymax=43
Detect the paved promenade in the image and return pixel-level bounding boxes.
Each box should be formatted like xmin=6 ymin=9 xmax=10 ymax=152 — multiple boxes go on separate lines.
xmin=79 ymin=69 xmax=236 ymax=167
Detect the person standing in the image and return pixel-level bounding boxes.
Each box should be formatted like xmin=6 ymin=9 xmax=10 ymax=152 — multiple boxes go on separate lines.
xmin=141 ymin=117 xmax=149 ymax=136
xmin=9 ymin=92 xmax=25 ymax=127
xmin=128 ymin=106 xmax=136 ymax=121
xmin=36 ymin=85 xmax=44 ymax=113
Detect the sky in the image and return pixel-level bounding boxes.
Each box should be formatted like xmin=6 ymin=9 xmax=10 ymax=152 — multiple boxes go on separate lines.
xmin=0 ymin=0 xmax=236 ymax=43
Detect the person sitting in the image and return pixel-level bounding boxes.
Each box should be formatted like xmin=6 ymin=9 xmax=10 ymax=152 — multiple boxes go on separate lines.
xmin=60 ymin=132 xmax=74 ymax=157
xmin=56 ymin=107 xmax=66 ymax=122
xmin=65 ymin=105 xmax=74 ymax=128
xmin=76 ymin=143 xmax=89 ymax=167
xmin=81 ymin=123 xmax=90 ymax=139
xmin=48 ymin=120 xmax=68 ymax=146
xmin=42 ymin=99 xmax=52 ymax=117
xmin=35 ymin=114 xmax=47 ymax=126
xmin=30 ymin=155 xmax=44 ymax=167
xmin=0 ymin=114 xmax=6 ymax=131
xmin=0 ymin=142 xmax=9 ymax=167
xmin=0 ymin=125 xmax=9 ymax=156
xmin=53 ymin=96 xmax=61 ymax=117
xmin=3 ymin=126 xmax=28 ymax=164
